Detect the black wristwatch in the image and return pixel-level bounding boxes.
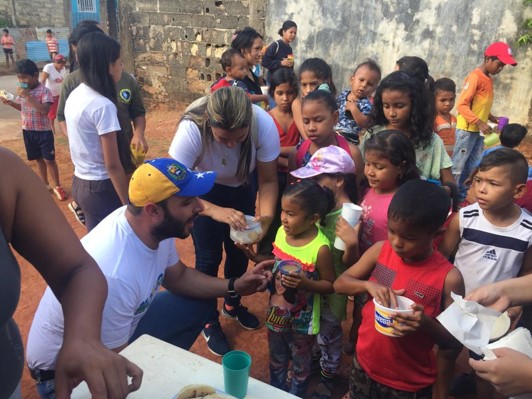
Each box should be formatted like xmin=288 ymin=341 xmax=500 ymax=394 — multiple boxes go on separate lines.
xmin=227 ymin=277 xmax=239 ymax=298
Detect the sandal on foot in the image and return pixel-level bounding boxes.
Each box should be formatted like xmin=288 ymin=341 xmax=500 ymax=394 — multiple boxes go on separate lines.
xmin=68 ymin=201 xmax=86 ymax=226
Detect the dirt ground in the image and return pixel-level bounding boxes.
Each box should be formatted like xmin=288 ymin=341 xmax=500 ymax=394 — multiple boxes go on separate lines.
xmin=5 ymin=104 xmax=356 ymax=399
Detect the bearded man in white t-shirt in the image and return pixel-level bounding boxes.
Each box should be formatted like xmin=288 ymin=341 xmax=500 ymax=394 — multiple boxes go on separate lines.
xmin=26 ymin=158 xmax=273 ymax=398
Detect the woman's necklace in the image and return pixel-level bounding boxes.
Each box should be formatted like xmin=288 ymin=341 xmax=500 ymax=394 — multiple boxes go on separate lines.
xmin=221 ymin=147 xmax=230 ymax=167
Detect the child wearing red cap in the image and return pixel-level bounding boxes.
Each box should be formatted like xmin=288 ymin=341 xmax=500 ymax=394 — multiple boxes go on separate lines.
xmin=451 ymin=41 xmax=517 ymax=204
xmin=41 ymin=54 xmax=67 ymax=135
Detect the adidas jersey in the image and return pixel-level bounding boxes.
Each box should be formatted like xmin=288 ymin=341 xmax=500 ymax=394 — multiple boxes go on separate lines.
xmin=455 ymin=202 xmax=532 ymax=293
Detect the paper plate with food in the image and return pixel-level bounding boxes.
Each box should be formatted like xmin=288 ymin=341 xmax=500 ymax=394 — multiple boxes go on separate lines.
xmin=173 ymin=384 xmax=237 ymax=399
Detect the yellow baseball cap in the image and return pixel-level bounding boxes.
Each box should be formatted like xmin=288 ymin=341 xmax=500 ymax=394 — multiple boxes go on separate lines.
xmin=129 ymin=158 xmax=216 ymax=206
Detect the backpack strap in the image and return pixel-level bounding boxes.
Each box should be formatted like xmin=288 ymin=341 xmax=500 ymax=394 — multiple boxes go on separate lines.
xmin=336 ymin=134 xmax=351 ymax=155
xmin=296 ymin=136 xmax=350 ymax=168
xmin=295 ymin=139 xmax=312 ymax=168
xmin=274 ymin=40 xmax=280 ymax=57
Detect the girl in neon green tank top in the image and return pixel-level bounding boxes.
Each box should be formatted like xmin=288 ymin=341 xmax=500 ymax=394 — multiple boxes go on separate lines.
xmin=290 ymin=145 xmax=360 ymax=395
xmin=269 ymin=179 xmax=335 ymax=397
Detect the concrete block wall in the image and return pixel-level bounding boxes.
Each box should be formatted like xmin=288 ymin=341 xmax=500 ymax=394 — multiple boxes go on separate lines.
xmin=266 ymin=0 xmax=532 ymax=126
xmin=120 ymin=0 xmax=265 ymax=105
xmin=5 ymin=0 xmax=67 ymax=28
xmin=0 ymin=0 xmax=11 ymax=25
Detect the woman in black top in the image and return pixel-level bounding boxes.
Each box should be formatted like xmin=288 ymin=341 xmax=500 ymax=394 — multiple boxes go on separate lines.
xmin=262 ymin=20 xmax=297 ymax=83
xmin=231 ymin=27 xmax=269 ymax=104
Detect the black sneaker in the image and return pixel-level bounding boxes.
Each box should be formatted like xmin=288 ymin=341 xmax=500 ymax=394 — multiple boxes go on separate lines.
xmin=201 ymin=322 xmax=230 ymax=356
xmin=222 ymin=303 xmax=260 ymax=330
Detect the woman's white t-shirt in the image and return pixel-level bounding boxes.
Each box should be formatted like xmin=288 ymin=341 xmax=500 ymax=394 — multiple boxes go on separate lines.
xmin=65 ymin=83 xmax=121 ymax=180
xmin=42 ymin=63 xmax=67 ymax=97
xmin=169 ymin=104 xmax=280 ymax=187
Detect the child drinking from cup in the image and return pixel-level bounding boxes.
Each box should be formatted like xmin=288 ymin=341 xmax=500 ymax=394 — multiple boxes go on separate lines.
xmin=335 ymin=59 xmax=382 ymax=145
xmin=290 ymin=145 xmax=359 ymax=397
xmin=335 ymin=179 xmax=464 ymax=399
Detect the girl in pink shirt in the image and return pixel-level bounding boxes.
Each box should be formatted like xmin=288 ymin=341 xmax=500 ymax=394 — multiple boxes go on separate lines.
xmin=359 ymin=130 xmax=420 ymax=253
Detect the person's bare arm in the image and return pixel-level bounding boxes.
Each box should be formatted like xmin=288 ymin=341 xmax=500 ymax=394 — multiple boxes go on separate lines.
xmin=199 ymin=198 xmax=248 ymax=230
xmin=249 ymin=94 xmax=268 ymax=103
xmin=59 ymin=121 xmax=68 ymax=138
xmin=0 ymin=147 xmax=142 ymax=399
xmin=287 ymin=147 xmax=298 ymax=184
xmin=0 ymin=96 xmax=21 ymax=110
xmin=256 ymin=159 xmax=279 ymax=235
xmin=282 ymin=245 xmax=335 ymax=294
xmin=334 ymin=241 xmax=382 ymax=295
xmin=336 ymin=217 xmax=360 ymax=267
xmin=348 ymin=142 xmax=365 ymax=192
xmin=278 ymin=146 xmax=294 ymax=169
xmin=291 ymin=97 xmax=307 ymax=139
xmin=131 ymin=115 xmax=148 ymax=153
xmin=40 ymin=71 xmax=50 ymax=86
xmin=100 ymin=133 xmax=129 ymax=205
xmin=466 ymin=273 xmax=532 ymax=311
xmin=345 ymin=100 xmax=371 ymax=128
xmin=162 ymin=259 xmax=272 ymax=297
xmin=470 ymin=348 xmax=532 ymax=396
xmin=440 ymin=167 xmax=454 ymax=185
xmin=438 ymin=212 xmax=461 ymax=259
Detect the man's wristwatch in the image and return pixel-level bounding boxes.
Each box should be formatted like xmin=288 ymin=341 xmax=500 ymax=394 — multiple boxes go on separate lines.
xmin=227 ymin=277 xmax=239 ymax=298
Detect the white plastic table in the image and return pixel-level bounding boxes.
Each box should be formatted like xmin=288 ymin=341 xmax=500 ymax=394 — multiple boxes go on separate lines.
xmin=71 ymin=334 xmax=298 ymax=399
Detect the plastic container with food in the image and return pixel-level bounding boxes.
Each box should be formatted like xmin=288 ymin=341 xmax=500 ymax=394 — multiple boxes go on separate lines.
xmin=229 ymin=215 xmax=262 ymax=244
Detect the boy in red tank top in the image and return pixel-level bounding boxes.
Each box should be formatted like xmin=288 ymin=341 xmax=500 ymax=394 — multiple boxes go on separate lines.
xmin=335 ymin=179 xmax=465 ymax=399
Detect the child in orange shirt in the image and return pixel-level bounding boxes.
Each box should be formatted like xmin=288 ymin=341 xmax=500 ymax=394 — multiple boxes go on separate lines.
xmin=451 ymin=42 xmax=517 ymax=203
xmin=433 ymin=78 xmax=457 ymax=157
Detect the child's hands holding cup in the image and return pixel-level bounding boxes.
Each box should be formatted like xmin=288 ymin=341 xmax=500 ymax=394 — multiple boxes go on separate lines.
xmin=281 ymin=271 xmax=306 ymax=289
xmin=367 ymin=282 xmax=404 ymax=309
xmin=336 ymin=217 xmax=360 ymax=249
xmin=390 ymin=303 xmax=427 ymax=337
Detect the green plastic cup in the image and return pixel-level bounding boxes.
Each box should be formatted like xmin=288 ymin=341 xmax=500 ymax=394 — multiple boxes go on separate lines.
xmin=222 ymin=350 xmax=252 ymax=398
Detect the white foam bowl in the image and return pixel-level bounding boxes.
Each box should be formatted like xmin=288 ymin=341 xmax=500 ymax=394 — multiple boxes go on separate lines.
xmin=489 ymin=311 xmax=511 ymax=341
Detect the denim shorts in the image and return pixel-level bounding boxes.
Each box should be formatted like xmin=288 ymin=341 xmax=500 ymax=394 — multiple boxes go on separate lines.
xmin=35 ymin=379 xmax=56 ymax=399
